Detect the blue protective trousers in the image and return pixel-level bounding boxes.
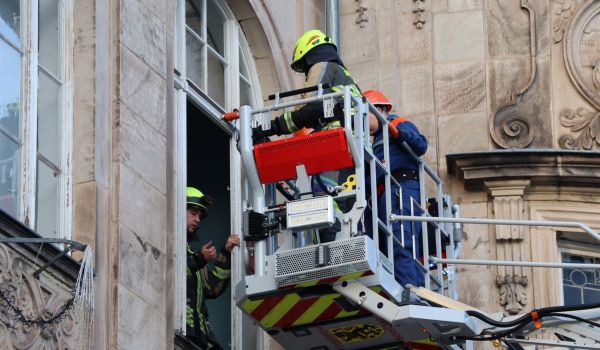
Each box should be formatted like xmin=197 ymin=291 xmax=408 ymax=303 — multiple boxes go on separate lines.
xmin=366 ymin=179 xmax=425 ymax=287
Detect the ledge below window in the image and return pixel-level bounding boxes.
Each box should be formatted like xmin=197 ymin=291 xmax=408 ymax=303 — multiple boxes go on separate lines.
xmin=446 ymin=149 xmax=600 ymax=191
xmin=0 ymin=209 xmax=81 ymax=282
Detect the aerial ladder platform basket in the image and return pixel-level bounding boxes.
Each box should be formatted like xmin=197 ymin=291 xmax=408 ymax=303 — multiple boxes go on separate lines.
xmin=225 ymin=85 xmax=600 ymax=350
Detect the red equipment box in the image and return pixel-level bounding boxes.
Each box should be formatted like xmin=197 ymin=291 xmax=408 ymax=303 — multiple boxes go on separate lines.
xmin=253 ymin=128 xmax=354 ymax=184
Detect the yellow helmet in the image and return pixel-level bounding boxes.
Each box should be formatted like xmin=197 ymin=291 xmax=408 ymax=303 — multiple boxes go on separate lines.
xmin=291 ymin=29 xmax=335 ymax=72
xmin=186 ymin=187 xmax=212 ymax=217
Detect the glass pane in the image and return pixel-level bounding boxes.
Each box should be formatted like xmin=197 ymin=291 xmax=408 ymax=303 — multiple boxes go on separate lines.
xmin=0 ymin=39 xmax=20 ymax=138
xmin=185 ymin=0 xmax=203 ymax=37
xmin=562 ymin=252 xmax=600 ymax=306
xmin=38 ymin=69 xmax=60 ymax=165
xmin=36 ymin=159 xmax=58 ymax=238
xmin=0 ymin=134 xmax=19 ymax=217
xmin=239 ymin=50 xmax=249 ymax=78
xmin=207 ymin=52 xmax=225 ymax=107
xmin=39 ymin=0 xmax=60 ymax=76
xmin=206 ymin=0 xmax=225 ymax=56
xmin=0 ymin=0 xmax=20 ymax=46
xmin=186 ymin=31 xmax=204 ymax=89
xmin=240 ymin=76 xmax=252 ymax=107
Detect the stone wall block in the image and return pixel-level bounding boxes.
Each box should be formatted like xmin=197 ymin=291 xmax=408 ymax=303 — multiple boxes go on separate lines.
xmin=138 ymin=0 xmax=167 ymax=23
xmin=119 ymin=165 xmax=166 ymax=252
xmin=397 ymin=1 xmax=432 ymax=64
xmin=72 ymin=181 xmax=96 ymax=248
xmin=117 ymin=287 xmax=166 ymax=350
xmin=434 ymin=12 xmax=484 ymax=62
xmin=255 ymin=57 xmax=280 ymax=101
xmin=120 ymin=47 xmax=167 ymax=136
xmin=438 ymin=112 xmax=489 ymax=156
xmin=120 ymin=104 xmax=166 ymax=193
xmin=432 ymin=0 xmax=448 ymax=13
xmin=72 ymin=0 xmax=97 ymax=184
xmin=375 ymin=0 xmax=398 ymax=63
xmin=166 ymin=0 xmax=177 ymax=36
xmin=121 ymin=0 xmax=167 ymax=78
xmin=348 ymin=61 xmax=379 ymax=92
xmin=118 ymin=224 xmax=166 ymax=310
xmin=229 ymin=0 xmax=256 ymax=21
xmin=486 ymin=1 xmax=530 ymax=58
xmin=340 ymin=13 xmax=377 ymax=65
xmin=407 ymin=113 xmax=437 ymax=165
xmin=448 ymin=0 xmax=482 ymax=12
xmin=399 ymin=63 xmax=434 ymax=116
xmin=240 ymin=18 xmax=272 ymax=59
xmin=434 ymin=62 xmax=486 ymax=115
xmin=488 ymin=58 xmax=529 ymax=111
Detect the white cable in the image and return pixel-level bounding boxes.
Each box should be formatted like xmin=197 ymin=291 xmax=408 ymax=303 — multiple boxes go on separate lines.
xmin=74 ymin=245 xmax=94 ymax=349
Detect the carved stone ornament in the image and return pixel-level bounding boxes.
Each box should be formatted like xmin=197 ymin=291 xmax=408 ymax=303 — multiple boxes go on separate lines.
xmin=559 ymin=107 xmax=600 ymax=149
xmin=355 ymin=0 xmax=369 ymax=28
xmin=0 ymin=245 xmax=76 ymax=349
xmin=413 ymin=0 xmax=426 ymax=29
xmin=552 ymin=0 xmax=583 ymax=43
xmin=486 ymin=181 xmax=530 ymax=315
xmin=496 ymin=275 xmax=529 ymax=315
xmin=490 ymin=0 xmax=537 ymax=149
xmin=564 ymin=1 xmax=600 ymax=110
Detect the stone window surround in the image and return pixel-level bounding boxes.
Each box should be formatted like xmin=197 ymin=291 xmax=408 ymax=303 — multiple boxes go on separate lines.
xmin=447 ymin=150 xmax=600 ymax=309
xmin=173 ymin=0 xmax=262 ymax=341
xmin=1 ymin=0 xmax=73 ymax=240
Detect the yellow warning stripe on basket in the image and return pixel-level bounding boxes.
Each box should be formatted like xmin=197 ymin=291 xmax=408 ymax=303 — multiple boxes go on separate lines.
xmin=291 ymin=293 xmax=339 ymax=327
xmin=241 ymin=298 xmax=264 ymax=314
xmin=240 ymin=284 xmax=388 ymax=330
xmin=260 ymin=293 xmax=301 ymax=328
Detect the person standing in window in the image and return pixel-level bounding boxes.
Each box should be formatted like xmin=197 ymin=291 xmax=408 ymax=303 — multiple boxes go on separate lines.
xmin=364 ymin=90 xmax=428 ymax=288
xmin=185 ymin=187 xmax=240 ymax=349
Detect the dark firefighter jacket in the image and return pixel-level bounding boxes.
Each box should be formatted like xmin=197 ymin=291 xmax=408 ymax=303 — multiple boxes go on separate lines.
xmin=186 ymin=244 xmax=231 ymax=349
xmin=268 ymin=61 xmax=362 ymax=135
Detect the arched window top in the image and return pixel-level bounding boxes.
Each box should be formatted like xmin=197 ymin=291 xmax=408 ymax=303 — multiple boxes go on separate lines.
xmin=180 ymin=0 xmax=260 ymax=111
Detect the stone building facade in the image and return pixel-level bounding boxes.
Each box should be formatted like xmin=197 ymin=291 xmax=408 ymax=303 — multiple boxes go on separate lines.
xmin=0 ymin=0 xmax=599 ymax=349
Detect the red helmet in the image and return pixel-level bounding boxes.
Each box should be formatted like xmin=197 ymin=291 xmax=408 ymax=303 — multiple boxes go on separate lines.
xmin=363 ymin=89 xmax=392 ymax=112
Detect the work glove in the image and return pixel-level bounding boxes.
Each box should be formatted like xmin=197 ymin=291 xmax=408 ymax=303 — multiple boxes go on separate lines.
xmin=252 ymin=126 xmax=274 ymax=144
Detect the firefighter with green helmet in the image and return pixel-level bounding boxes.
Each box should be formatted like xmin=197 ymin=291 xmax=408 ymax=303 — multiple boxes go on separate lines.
xmin=185 ymin=187 xmax=240 ymax=349
xmin=252 ymin=29 xmax=362 ymax=141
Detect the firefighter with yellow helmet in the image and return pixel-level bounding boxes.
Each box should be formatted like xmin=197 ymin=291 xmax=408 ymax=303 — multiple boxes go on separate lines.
xmin=253 ymin=29 xmax=362 ymax=141
xmin=185 ymin=187 xmax=240 ymax=349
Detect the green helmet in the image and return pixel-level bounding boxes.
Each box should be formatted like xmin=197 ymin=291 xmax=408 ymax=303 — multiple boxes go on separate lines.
xmin=291 ymin=29 xmax=336 ymax=73
xmin=186 ymin=187 xmax=212 ymax=218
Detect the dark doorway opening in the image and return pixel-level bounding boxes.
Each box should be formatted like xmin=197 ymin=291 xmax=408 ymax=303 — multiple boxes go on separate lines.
xmin=187 ymin=99 xmax=231 ymax=349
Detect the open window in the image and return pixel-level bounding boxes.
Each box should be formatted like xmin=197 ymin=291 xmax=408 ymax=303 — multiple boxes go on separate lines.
xmin=173 ymin=0 xmax=262 ymax=348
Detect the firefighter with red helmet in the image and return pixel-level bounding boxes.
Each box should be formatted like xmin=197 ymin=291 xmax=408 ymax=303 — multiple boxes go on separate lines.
xmin=364 ymin=90 xmax=428 ymax=288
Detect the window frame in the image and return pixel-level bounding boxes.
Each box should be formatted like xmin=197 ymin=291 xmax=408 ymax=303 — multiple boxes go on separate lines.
xmin=173 ymin=0 xmax=262 ymax=345
xmin=558 ymin=241 xmax=600 ymax=306
xmin=3 ymin=0 xmax=73 ymax=239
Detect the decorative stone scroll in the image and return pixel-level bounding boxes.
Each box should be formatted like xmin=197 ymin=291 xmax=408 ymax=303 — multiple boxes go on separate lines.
xmin=489 ymin=0 xmax=537 ymax=149
xmin=0 ymin=244 xmax=76 ymax=349
xmin=563 ymin=1 xmax=600 ymax=110
xmin=485 ymin=180 xmax=531 ymax=315
xmin=552 ymin=0 xmax=583 ymax=43
xmin=559 ymin=107 xmax=600 ymax=149
xmin=558 ymin=1 xmax=600 ymax=149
